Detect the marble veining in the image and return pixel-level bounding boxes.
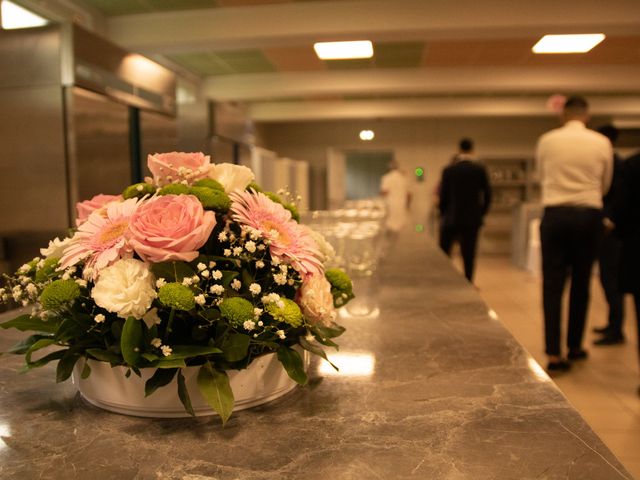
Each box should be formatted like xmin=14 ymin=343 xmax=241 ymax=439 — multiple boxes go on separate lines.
xmin=0 ymin=233 xmax=632 ymax=479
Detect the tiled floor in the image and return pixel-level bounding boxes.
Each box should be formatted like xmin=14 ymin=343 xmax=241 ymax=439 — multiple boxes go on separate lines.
xmin=467 ymin=255 xmax=640 ymax=479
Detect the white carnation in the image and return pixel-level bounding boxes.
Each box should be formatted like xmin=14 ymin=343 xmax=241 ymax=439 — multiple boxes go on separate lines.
xmin=91 ymin=259 xmax=156 ymax=320
xmin=209 ymin=163 xmax=255 ymax=193
xmin=40 ymin=237 xmax=72 ymax=260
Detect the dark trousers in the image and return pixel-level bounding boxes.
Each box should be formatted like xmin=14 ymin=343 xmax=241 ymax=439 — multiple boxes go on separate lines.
xmin=439 ymin=224 xmax=480 ymax=282
xmin=598 ymin=231 xmax=624 ymax=336
xmin=540 ymin=207 xmax=603 ymax=356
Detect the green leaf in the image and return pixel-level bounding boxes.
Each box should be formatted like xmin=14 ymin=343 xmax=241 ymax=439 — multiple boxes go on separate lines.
xmin=220 ymin=270 xmax=239 ymax=287
xmin=177 ymin=370 xmax=195 ymax=416
xmin=221 ymin=334 xmax=250 ymax=362
xmin=299 ymin=336 xmax=338 ymax=371
xmin=155 ymin=357 xmax=187 ymax=369
xmin=55 ymin=318 xmax=86 ymax=342
xmin=24 ymin=349 xmax=66 ymax=369
xmin=314 ymin=324 xmax=346 ymax=339
xmin=276 ymin=347 xmax=308 ymax=386
xmin=120 ymin=317 xmax=143 ymax=367
xmin=151 ymin=262 xmax=196 ymax=283
xmin=197 ymin=362 xmax=234 ymax=425
xmin=145 ymin=368 xmax=177 ymax=397
xmin=8 ymin=334 xmax=54 ymax=354
xmin=162 ymin=345 xmax=222 ymax=360
xmin=86 ymin=348 xmax=121 ymax=364
xmin=0 ymin=314 xmax=59 ymax=333
xmin=81 ymin=361 xmax=91 ymax=379
xmin=56 ymin=350 xmax=80 ymax=382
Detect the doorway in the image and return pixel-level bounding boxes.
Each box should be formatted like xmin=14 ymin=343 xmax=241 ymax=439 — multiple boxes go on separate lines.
xmin=345 ymin=150 xmax=394 ymax=200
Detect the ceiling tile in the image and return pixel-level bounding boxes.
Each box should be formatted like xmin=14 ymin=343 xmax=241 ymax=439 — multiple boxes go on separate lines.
xmin=262 ymin=46 xmax=325 ymax=71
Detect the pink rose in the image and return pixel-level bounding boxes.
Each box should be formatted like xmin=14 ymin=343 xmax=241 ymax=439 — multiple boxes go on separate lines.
xmin=296 ymin=274 xmax=336 ymax=327
xmin=129 ymin=194 xmax=216 ymax=263
xmin=76 ymin=194 xmax=122 ymax=226
xmin=147 ymin=152 xmax=211 ymax=186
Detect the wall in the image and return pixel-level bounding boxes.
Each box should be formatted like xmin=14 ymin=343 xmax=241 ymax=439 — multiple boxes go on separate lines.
xmin=257 ymin=116 xmax=583 ymax=220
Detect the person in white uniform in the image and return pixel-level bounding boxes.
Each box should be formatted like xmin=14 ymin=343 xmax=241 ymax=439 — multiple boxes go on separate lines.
xmin=535 ymin=95 xmax=613 ymax=373
xmin=380 ymin=160 xmax=411 ymax=238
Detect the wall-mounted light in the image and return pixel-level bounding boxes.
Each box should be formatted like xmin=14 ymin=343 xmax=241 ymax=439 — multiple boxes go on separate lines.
xmin=532 ymin=34 xmax=605 ymax=54
xmin=314 ymin=40 xmax=373 ymax=60
xmin=359 ymin=129 xmax=375 ymax=141
xmin=1 ymin=0 xmax=49 ymax=29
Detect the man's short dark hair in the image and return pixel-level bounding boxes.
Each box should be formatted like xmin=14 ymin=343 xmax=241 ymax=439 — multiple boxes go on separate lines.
xmin=459 ymin=138 xmax=474 ymax=153
xmin=563 ymin=95 xmax=589 ymax=116
xmin=597 ymin=124 xmax=619 ymax=144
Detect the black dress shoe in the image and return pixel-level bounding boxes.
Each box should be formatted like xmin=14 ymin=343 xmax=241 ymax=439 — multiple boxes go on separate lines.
xmin=547 ymin=360 xmax=571 ymax=372
xmin=568 ymin=349 xmax=588 ymax=360
xmin=593 ymin=335 xmax=625 ymax=346
xmin=592 ymin=325 xmax=610 ymax=334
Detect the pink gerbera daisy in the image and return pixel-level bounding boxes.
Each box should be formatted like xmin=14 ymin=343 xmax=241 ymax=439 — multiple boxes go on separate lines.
xmin=60 ymin=197 xmax=140 ymax=278
xmin=229 ymin=190 xmax=323 ymax=276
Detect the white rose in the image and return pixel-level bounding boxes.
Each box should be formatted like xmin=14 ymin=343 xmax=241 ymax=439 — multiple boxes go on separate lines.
xmin=209 ymin=163 xmax=255 ymax=193
xmin=91 ymin=258 xmax=156 ymax=320
xmin=40 ymin=237 xmax=72 ymax=259
xmin=296 ymin=274 xmax=336 ymax=327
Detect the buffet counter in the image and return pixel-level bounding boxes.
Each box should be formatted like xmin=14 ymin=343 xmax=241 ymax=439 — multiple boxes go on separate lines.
xmin=0 ymin=232 xmax=631 ymax=479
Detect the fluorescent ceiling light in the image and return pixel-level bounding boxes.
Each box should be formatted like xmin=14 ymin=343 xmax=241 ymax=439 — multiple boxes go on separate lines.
xmin=532 ymin=34 xmax=605 ymax=54
xmin=359 ymin=129 xmax=375 ymax=141
xmin=314 ymin=40 xmax=373 ymax=60
xmin=1 ymin=0 xmax=49 ymax=29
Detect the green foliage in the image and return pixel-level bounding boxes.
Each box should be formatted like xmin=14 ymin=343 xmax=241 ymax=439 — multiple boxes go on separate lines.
xmin=145 ymin=368 xmax=177 ymax=397
xmin=0 ymin=314 xmax=60 ymax=333
xmin=221 ymin=333 xmax=250 ymax=362
xmin=151 ymin=261 xmax=196 ymax=283
xmin=277 ymin=347 xmax=308 ymax=385
xmin=121 ymin=317 xmax=143 ymax=366
xmin=197 ymin=362 xmax=234 ymax=425
xmin=35 ymin=257 xmax=60 ymax=283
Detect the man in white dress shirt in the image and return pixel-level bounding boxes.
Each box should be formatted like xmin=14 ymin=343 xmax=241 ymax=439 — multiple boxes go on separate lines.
xmin=536 ymin=95 xmax=613 ymax=373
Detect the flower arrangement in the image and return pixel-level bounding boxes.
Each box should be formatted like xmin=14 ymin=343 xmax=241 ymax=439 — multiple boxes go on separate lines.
xmin=0 ymin=152 xmax=353 ymax=424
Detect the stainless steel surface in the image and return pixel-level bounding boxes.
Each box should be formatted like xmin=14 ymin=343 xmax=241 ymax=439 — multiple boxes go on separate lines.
xmin=139 ymin=110 xmax=177 ymax=179
xmin=67 ymin=87 xmax=131 ymax=204
xmin=0 ymin=26 xmax=61 ymax=88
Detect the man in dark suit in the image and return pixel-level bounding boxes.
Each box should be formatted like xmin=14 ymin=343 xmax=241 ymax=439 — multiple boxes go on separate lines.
xmin=438 ymin=138 xmax=492 ymax=282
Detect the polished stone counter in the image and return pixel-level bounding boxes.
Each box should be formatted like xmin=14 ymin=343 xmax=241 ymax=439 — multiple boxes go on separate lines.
xmin=0 ymin=232 xmax=633 ymax=480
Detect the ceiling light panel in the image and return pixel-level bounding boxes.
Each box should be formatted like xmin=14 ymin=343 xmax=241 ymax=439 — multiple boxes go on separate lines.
xmin=314 ymin=41 xmax=373 ymax=60
xmin=1 ymin=0 xmax=49 ymax=29
xmin=532 ymin=34 xmax=605 ymax=54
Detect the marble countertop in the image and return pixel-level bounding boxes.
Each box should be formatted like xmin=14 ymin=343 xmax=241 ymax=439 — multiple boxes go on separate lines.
xmin=0 ymin=232 xmax=632 ymax=480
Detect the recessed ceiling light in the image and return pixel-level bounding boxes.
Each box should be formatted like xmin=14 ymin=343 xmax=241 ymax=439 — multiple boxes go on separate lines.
xmin=359 ymin=130 xmax=375 ymax=141
xmin=1 ymin=0 xmax=49 ymax=29
xmin=532 ymin=34 xmax=605 ymax=54
xmin=314 ymin=41 xmax=373 ymax=60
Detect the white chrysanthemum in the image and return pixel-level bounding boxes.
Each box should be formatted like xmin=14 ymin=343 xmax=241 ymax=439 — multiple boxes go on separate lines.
xmin=91 ymin=258 xmax=156 ymax=320
xmin=209 ymin=163 xmax=255 ymax=193
xmin=40 ymin=237 xmax=72 ymax=260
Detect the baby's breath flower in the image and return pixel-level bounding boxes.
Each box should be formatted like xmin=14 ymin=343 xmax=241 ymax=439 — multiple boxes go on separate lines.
xmin=276 ymin=330 xmax=286 ymax=340
xmin=209 ymin=285 xmax=224 ymax=295
xmin=75 ymin=279 xmax=88 ymax=288
xmin=200 ymin=270 xmax=210 ymax=278
xmin=212 ymin=270 xmax=223 ymax=280
xmin=271 ymin=257 xmax=281 ymax=266
xmin=232 ymin=247 xmax=242 ymax=256
xmin=194 ymin=294 xmax=206 ymax=306
xmin=18 ymin=264 xmax=31 ymax=274
xmin=254 ymin=308 xmax=263 ymax=318
xmin=231 ymin=279 xmax=241 ymax=291
xmin=223 ymin=249 xmax=232 ymax=257
xmin=256 ymin=260 xmax=265 ymax=269
xmin=245 ymin=241 xmax=256 ymax=253
xmin=161 ymin=345 xmax=173 ymax=357
xmin=257 ymin=244 xmax=266 ymax=251
xmin=218 ymin=231 xmax=228 ymax=242
xmin=249 ymin=283 xmax=261 ymax=295
xmin=94 ymin=314 xmax=106 ymax=323
xmin=25 ymin=284 xmax=38 ymax=296
xmin=156 ymin=278 xmax=167 ymax=288
xmin=229 ymin=234 xmax=236 ymax=242
xmin=273 ymin=273 xmax=287 ymax=285
xmin=257 ymin=320 xmax=264 ymax=327
xmin=243 ymin=320 xmax=256 ymax=331
xmin=151 ymin=338 xmax=162 ymax=348
xmin=182 ymin=277 xmax=194 ymax=286
xmin=208 ymin=261 xmax=216 ymax=268
xmin=197 ymin=263 xmax=207 ymax=271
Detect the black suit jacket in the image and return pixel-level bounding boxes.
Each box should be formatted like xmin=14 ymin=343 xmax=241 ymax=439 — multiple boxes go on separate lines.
xmin=439 ymin=159 xmax=492 ymax=228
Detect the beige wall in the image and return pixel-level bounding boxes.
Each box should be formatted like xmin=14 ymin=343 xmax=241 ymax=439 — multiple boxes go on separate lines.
xmin=257 ymin=116 xmax=579 ymax=215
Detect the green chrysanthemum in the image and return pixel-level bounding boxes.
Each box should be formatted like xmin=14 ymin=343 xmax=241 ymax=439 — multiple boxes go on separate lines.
xmin=266 ymin=298 xmax=303 ymax=328
xmin=158 ymin=283 xmax=195 ymax=311
xmin=158 ymin=184 xmax=190 ymax=196
xmin=35 ymin=257 xmax=60 ymax=283
xmin=189 ymin=186 xmax=231 ymax=212
xmin=246 ymin=182 xmax=263 ymax=193
xmin=39 ymin=279 xmax=80 ymax=310
xmin=265 ymin=191 xmax=282 ymax=204
xmin=219 ymin=297 xmax=254 ymax=327
xmin=325 ymin=268 xmax=353 ymax=294
xmin=193 ymin=178 xmax=224 ymax=191
xmin=122 ymin=182 xmax=156 ymax=199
